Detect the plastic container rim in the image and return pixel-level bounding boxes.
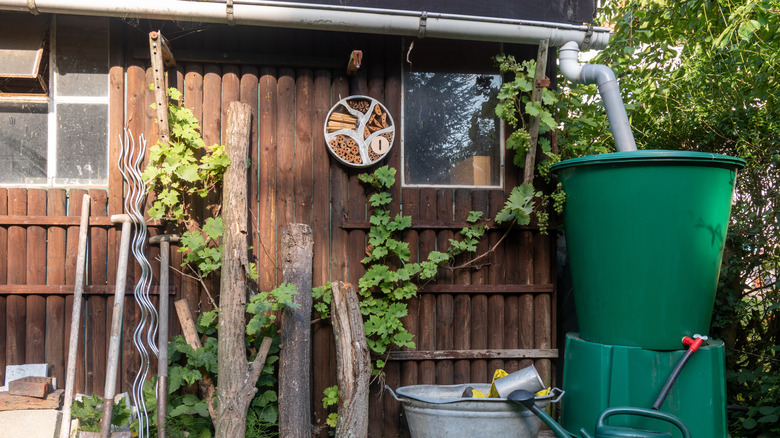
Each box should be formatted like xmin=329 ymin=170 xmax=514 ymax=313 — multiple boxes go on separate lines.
xmin=550 ymin=150 xmax=746 ymax=172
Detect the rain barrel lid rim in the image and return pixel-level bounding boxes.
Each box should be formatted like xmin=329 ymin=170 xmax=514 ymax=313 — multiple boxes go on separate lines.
xmin=550 ymin=149 xmax=746 ymax=172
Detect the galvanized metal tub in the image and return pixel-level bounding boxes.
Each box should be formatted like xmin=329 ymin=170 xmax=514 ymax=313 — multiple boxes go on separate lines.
xmin=388 ymin=384 xmax=563 ymax=438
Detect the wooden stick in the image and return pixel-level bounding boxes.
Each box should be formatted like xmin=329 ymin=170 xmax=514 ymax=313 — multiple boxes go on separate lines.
xmin=59 ymin=194 xmax=90 ymax=438
xmin=328 ymin=112 xmax=357 ymax=123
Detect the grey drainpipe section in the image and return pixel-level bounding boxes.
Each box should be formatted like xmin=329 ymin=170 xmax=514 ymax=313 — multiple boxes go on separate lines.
xmin=558 ymin=41 xmax=637 ymax=152
xmin=0 ymin=0 xmax=612 ymax=49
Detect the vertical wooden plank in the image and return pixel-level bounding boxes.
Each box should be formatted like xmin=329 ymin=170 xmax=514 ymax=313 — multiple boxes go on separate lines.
xmin=311 ymin=68 xmax=332 ymax=438
xmin=46 ymin=189 xmax=67 ymax=387
xmin=311 ymin=69 xmax=331 ymax=289
xmin=180 ymin=64 xmax=204 ymax=320
xmin=199 ymin=64 xmax=223 ymax=314
xmin=107 ymin=26 xmax=126 ymax=392
xmin=7 ymin=188 xmax=27 ymax=368
xmin=329 ymin=75 xmax=350 ymax=284
xmin=534 ymin=232 xmax=552 ymax=386
xmin=488 ymin=190 xmax=507 ymax=376
xmin=452 ymin=189 xmax=472 ymax=384
xmin=277 ymin=69 xmax=296 ymax=281
xmin=0 ymin=189 xmax=6 ymax=384
xmin=295 ymin=69 xmax=314 ymax=226
xmin=399 ymin=188 xmax=419 ymax=438
xmin=435 ymin=189 xmax=454 ymax=385
xmin=470 ymin=191 xmax=489 ymax=382
xmin=87 ymin=190 xmax=108 ymax=396
xmin=24 ymin=189 xmax=46 ymax=365
xmin=258 ymin=67 xmax=279 ymax=292
xmin=418 ymin=188 xmax=437 ymax=385
xmin=122 ymin=63 xmax=146 ymax=394
xmin=240 ymin=65 xmax=260 ymax=285
xmin=65 ymin=189 xmax=88 ymax=394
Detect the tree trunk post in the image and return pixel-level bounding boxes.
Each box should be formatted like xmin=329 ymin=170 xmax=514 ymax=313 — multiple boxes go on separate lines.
xmin=279 ymin=224 xmax=314 ymax=438
xmin=331 ymin=281 xmax=371 ymax=438
xmin=215 ymin=101 xmax=272 ymax=438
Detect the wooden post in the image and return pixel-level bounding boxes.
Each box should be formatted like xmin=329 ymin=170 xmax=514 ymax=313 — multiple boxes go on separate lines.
xmin=149 ymin=31 xmax=171 ymax=145
xmin=215 ymin=101 xmax=272 ymax=438
xmin=331 ymin=281 xmax=371 ymax=438
xmin=279 ymin=224 xmax=313 ymax=438
xmin=523 ymin=39 xmax=550 ymax=185
xmin=60 ymin=194 xmax=90 ymax=438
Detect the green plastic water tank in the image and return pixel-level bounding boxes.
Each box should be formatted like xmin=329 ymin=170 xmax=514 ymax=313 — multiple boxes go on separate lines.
xmin=561 ymin=333 xmax=728 ymax=438
xmin=551 ymin=151 xmax=745 ymax=349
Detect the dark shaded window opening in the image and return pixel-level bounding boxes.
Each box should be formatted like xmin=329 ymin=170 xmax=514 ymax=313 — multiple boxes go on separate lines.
xmin=0 ymin=14 xmax=50 ymax=96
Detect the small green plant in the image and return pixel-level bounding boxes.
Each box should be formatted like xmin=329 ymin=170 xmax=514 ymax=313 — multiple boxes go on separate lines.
xmin=134 ymin=284 xmax=298 ymax=438
xmin=142 ymin=87 xmax=230 ymax=225
xmin=71 ymin=393 xmax=133 ymax=433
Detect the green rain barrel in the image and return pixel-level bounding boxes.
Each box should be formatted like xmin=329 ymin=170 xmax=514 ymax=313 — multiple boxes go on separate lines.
xmin=550 ymin=150 xmax=745 ymax=350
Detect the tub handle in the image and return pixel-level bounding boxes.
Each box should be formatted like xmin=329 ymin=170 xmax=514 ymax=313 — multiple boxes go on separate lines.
xmin=550 ymin=387 xmax=565 ymax=403
xmin=385 ymin=385 xmax=402 ymax=402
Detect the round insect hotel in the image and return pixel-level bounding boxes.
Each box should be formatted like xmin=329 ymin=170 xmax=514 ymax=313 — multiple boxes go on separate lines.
xmin=324 ymin=95 xmax=395 ymax=167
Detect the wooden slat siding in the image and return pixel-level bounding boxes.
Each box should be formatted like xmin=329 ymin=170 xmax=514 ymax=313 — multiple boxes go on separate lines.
xmin=488 ymin=190 xmax=508 ymax=378
xmin=398 ymin=188 xmax=419 ymax=438
xmin=311 ymin=69 xmax=331 ymax=288
xmin=239 ymin=65 xmax=260 ymax=278
xmin=329 ymin=76 xmax=350 ymax=286
xmin=168 ymin=67 xmax=186 ymax=341
xmin=45 ymin=189 xmax=67 ymax=386
xmin=87 ymin=190 xmax=109 ymax=396
xmin=258 ymin=67 xmax=279 ymax=292
xmin=25 ymin=189 xmax=46 ymax=365
xmin=364 ymin=47 xmax=387 ymax=438
xmin=66 ymin=190 xmax=88 ymax=394
xmin=346 ymin=66 xmax=367 ymax=290
xmin=277 ymin=68 xmax=296 ymax=284
xmin=7 ymin=188 xmax=27 ymax=369
xmin=0 ymin=189 xmax=6 ymax=385
xmin=435 ymin=189 xmax=454 ymax=386
xmin=200 ymin=64 xmax=222 ymax=314
xmin=180 ymin=64 xmax=204 ymax=320
xmin=295 ymin=69 xmax=314 ymax=226
xmin=417 ymin=188 xmax=437 ymax=385
xmin=310 ymin=68 xmax=332 ymax=438
xmin=534 ymin=232 xmax=553 ymax=386
xmin=453 ymin=189 xmax=472 ymax=384
xmin=470 ymin=191 xmax=489 ymax=383
xmin=124 ymin=63 xmax=146 ymax=394
xmin=519 ymin=232 xmax=536 ymax=372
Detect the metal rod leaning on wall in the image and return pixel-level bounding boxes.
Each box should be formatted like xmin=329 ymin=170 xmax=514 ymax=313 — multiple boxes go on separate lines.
xmin=59 ymin=194 xmax=91 ymax=438
xmin=148 ymin=233 xmax=180 ymax=438
xmin=99 ymin=214 xmax=134 ymax=438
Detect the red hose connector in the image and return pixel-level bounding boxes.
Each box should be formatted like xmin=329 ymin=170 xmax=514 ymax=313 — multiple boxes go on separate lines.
xmin=682 ymin=334 xmax=708 ymax=352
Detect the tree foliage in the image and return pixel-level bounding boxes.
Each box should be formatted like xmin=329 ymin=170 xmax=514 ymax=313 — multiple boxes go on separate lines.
xmin=573 ymin=1 xmax=780 ymax=434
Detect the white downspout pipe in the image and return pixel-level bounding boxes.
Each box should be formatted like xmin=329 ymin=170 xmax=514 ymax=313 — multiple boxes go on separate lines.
xmin=0 ymin=0 xmax=612 ymax=49
xmin=559 ymin=41 xmax=637 ymax=152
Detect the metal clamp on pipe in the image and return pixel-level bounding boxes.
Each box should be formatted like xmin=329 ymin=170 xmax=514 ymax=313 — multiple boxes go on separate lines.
xmin=558 ymin=41 xmax=637 ymax=152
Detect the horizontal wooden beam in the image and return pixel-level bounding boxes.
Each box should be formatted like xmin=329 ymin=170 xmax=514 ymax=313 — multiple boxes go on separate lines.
xmin=340 ymin=219 xmax=552 ymax=231
xmin=0 ymin=215 xmax=164 ymax=227
xmin=387 ymin=348 xmax=558 ymax=361
xmin=418 ymin=284 xmax=553 ymax=294
xmin=0 ymin=285 xmax=176 ymax=296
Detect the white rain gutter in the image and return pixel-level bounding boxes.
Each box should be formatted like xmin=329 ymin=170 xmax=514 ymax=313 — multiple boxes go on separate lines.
xmin=0 ymin=0 xmax=612 ymax=49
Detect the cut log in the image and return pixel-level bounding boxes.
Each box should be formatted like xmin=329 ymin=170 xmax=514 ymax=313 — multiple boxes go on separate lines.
xmin=8 ymin=376 xmax=53 ymax=398
xmin=0 ymin=388 xmax=63 ymax=411
xmin=331 ymin=281 xmax=371 ymax=438
xmin=279 ymin=224 xmax=314 ymax=438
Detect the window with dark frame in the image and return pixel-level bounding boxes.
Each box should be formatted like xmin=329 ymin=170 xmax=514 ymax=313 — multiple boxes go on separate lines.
xmin=402 ymin=39 xmax=504 ymax=188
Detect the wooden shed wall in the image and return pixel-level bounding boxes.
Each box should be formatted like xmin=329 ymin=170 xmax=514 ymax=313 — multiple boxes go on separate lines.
xmin=0 ymin=22 xmax=557 ymax=437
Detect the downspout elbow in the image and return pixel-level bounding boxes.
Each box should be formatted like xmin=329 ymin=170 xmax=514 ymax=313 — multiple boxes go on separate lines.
xmin=558 ymin=42 xmax=637 ymax=152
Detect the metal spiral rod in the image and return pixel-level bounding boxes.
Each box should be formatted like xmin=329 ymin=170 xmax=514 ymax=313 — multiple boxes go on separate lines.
xmin=118 ymin=129 xmax=159 ymax=438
